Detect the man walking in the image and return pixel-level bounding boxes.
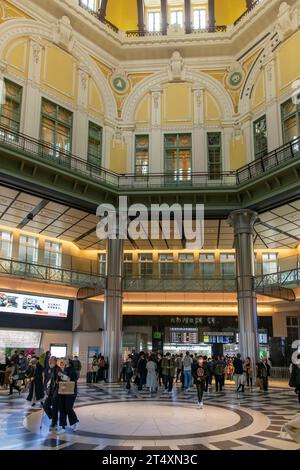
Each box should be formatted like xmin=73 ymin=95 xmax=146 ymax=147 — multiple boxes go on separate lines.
xmin=183 ymin=351 xmax=193 ymax=391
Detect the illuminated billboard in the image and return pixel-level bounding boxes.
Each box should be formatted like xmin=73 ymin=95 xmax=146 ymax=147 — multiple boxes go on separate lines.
xmin=0 ymin=291 xmax=69 ymax=318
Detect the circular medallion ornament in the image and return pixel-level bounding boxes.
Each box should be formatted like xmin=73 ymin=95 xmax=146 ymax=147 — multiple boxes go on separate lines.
xmin=229 ymin=71 xmax=243 ymax=87
xmin=111 ymin=76 xmax=128 ymax=94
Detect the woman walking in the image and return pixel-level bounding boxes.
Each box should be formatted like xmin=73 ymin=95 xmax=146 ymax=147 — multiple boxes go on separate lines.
xmin=146 ymin=355 xmax=158 ymax=396
xmin=57 ymin=358 xmax=79 ymax=433
xmin=26 ymin=357 xmax=44 ymax=407
xmin=244 ymin=357 xmax=253 ymax=388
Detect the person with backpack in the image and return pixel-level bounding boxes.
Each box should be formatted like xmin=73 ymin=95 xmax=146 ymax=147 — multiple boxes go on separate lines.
xmin=193 ymin=356 xmax=207 ymax=408
xmin=183 ymin=351 xmax=193 ymax=391
xmin=214 ymin=356 xmax=226 ymax=392
xmin=233 ymin=354 xmax=245 ymax=393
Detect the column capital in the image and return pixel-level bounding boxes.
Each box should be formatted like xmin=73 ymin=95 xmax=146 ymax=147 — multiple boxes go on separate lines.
xmin=227 ymin=209 xmax=258 ymax=236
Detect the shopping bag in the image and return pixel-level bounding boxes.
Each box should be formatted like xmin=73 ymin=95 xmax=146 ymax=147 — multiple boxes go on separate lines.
xmin=58 ymin=381 xmax=75 ymax=395
xmin=281 ymin=414 xmax=300 ymax=443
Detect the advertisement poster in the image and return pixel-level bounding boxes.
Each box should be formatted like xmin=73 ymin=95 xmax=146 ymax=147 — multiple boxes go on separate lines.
xmin=0 ymin=291 xmax=69 ymax=317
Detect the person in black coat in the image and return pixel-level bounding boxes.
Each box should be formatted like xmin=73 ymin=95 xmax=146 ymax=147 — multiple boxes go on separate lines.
xmin=43 ymin=356 xmax=62 ymax=431
xmin=289 ymin=354 xmax=300 ymax=404
xmin=58 ymin=358 xmax=79 ymax=432
xmin=26 ymin=357 xmax=44 ymax=407
xmin=136 ymin=352 xmax=147 ymax=391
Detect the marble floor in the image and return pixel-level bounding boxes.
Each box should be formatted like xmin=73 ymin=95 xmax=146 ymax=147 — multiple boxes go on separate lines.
xmin=0 ymin=382 xmax=300 ymax=450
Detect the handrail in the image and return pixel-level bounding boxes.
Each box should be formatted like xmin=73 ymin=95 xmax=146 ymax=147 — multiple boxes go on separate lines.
xmin=255 ymin=268 xmax=300 ymax=289
xmin=0 ymin=257 xmax=106 ymax=287
xmin=234 ymin=0 xmax=263 ymax=26
xmin=0 ymin=124 xmax=299 ymax=190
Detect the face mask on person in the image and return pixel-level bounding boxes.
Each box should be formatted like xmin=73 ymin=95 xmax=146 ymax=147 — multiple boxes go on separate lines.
xmin=49 ymin=364 xmax=55 ymax=369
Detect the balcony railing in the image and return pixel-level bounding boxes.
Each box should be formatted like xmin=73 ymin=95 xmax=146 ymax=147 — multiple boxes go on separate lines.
xmin=124 ymin=275 xmax=236 ymax=292
xmin=78 ymin=1 xmax=119 ymax=33
xmin=234 ymin=0 xmax=263 ymax=27
xmin=126 ymin=25 xmax=227 ymax=37
xmin=0 ymin=257 xmax=106 ymax=289
xmin=0 ymin=125 xmax=299 ymax=191
xmin=255 ymin=268 xmax=300 ymax=290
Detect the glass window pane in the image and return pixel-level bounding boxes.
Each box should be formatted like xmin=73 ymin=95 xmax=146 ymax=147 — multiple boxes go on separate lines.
xmin=0 ymin=231 xmax=12 ymax=258
xmin=0 ymin=80 xmax=22 ymax=132
xmin=253 ymin=115 xmax=268 ymax=159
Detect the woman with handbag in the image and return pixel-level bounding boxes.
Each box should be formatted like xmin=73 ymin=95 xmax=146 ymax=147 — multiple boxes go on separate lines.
xmin=57 ymin=358 xmax=79 ymax=433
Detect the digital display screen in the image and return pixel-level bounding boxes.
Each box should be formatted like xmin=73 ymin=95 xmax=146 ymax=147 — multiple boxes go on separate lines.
xmin=170 ymin=328 xmax=198 ymax=344
xmin=50 ymin=344 xmax=67 ymax=358
xmin=0 ymin=291 xmax=69 ymax=318
xmin=203 ymin=335 xmax=234 ymax=344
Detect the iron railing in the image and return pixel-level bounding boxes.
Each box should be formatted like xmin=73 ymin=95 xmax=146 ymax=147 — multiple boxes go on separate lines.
xmin=78 ymin=1 xmax=119 ymax=33
xmin=234 ymin=0 xmax=264 ymax=27
xmin=124 ymin=276 xmax=236 ymax=292
xmin=0 ymin=125 xmax=299 ymax=191
xmin=255 ymin=268 xmax=300 ymax=290
xmin=0 ymin=257 xmax=106 ymax=289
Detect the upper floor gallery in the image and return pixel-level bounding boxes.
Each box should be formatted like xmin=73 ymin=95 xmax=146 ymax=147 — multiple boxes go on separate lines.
xmin=0 ymin=0 xmax=300 ymax=181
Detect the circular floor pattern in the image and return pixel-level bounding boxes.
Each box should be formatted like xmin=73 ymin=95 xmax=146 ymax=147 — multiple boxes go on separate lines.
xmin=31 ymin=400 xmax=254 ymax=440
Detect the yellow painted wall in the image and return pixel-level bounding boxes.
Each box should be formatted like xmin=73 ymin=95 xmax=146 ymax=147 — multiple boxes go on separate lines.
xmin=162 ymin=83 xmax=193 ymax=125
xmin=215 ymin=0 xmax=246 ymax=25
xmin=4 ymin=38 xmax=30 ymax=79
xmin=251 ymin=71 xmax=265 ymax=112
xmin=230 ymin=136 xmax=246 ymax=170
xmin=109 ymin=141 xmax=127 ymax=173
xmin=204 ymin=91 xmax=222 ymax=123
xmin=135 ymin=93 xmax=151 ymax=126
xmin=41 ymin=43 xmax=78 ymax=104
xmin=89 ymin=78 xmax=104 ymax=117
xmin=106 ymin=0 xmax=138 ymax=31
xmin=276 ymin=31 xmax=300 ymax=95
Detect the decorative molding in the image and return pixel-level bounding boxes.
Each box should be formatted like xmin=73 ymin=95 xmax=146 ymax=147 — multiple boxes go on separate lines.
xmin=52 ymin=15 xmax=74 ymax=53
xmin=275 ymin=1 xmax=300 ymax=41
xmin=168 ymin=51 xmax=186 ymax=82
xmin=0 ymin=18 xmax=117 ymax=120
xmin=122 ymin=69 xmax=234 ymax=123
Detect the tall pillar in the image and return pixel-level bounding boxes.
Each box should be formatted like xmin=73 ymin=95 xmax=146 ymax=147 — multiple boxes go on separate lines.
xmin=208 ymin=0 xmax=215 ymax=31
xmin=137 ymin=0 xmax=145 ymax=32
xmin=104 ymin=237 xmax=123 ymax=382
xmin=161 ymin=0 xmax=167 ymax=35
xmin=227 ymin=209 xmax=259 ymax=371
xmin=184 ymin=0 xmax=191 ymax=34
xmin=98 ymin=0 xmax=108 ymax=19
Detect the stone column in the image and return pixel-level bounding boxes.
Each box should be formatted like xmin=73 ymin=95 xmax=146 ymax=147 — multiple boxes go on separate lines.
xmin=208 ymin=0 xmax=215 ymax=31
xmin=103 ymin=237 xmax=124 ymax=382
xmin=184 ymin=0 xmax=191 ymax=33
xmin=227 ymin=209 xmax=259 ymax=372
xmin=161 ymin=0 xmax=167 ymax=35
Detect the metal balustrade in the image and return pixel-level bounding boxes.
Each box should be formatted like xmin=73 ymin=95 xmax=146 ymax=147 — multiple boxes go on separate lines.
xmin=1 ymin=125 xmax=299 ymax=192
xmin=234 ymin=0 xmax=263 ymax=26
xmin=123 ymin=276 xmax=236 ymax=292
xmin=255 ymin=268 xmax=300 ymax=290
xmin=0 ymin=257 xmax=106 ymax=289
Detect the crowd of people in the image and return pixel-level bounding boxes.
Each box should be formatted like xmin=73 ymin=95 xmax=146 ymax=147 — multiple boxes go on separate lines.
xmin=0 ymin=350 xmax=81 ymax=433
xmin=89 ymin=354 xmax=108 ymax=383
xmin=120 ymin=350 xmax=275 ymax=408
